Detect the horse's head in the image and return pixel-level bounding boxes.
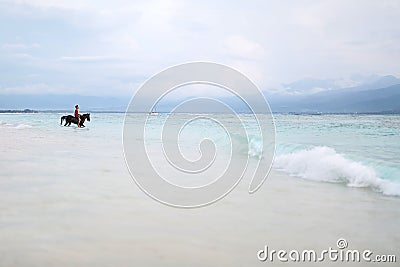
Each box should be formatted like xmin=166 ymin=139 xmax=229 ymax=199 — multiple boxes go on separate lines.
xmin=81 ymin=113 xmax=90 ymax=122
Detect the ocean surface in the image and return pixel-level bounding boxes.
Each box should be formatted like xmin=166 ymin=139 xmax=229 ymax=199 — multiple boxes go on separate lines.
xmin=1 ymin=113 xmax=399 ymax=197
xmin=1 ymin=112 xmax=400 ymax=266
xmin=274 ymin=114 xmax=400 ymax=196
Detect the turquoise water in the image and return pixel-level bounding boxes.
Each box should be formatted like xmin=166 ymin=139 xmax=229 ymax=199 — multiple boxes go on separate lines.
xmin=273 ymin=114 xmax=400 ymax=196
xmin=1 ymin=113 xmax=399 ymax=196
xmin=2 ymin=112 xmax=399 ymax=267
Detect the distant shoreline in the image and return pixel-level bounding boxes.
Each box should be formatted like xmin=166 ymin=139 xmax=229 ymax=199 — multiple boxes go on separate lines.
xmin=0 ymin=109 xmax=38 ymax=113
xmin=1 ymin=109 xmax=400 ymax=115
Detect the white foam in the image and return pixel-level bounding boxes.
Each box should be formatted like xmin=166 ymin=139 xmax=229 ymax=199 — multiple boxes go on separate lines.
xmin=248 ymin=137 xmax=263 ymax=159
xmin=14 ymin=124 xmax=33 ymax=129
xmin=274 ymin=146 xmax=400 ymax=197
xmin=0 ymin=121 xmax=33 ymax=129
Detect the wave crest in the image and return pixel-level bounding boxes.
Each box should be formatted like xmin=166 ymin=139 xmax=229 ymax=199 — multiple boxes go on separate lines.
xmin=274 ymin=146 xmax=400 ymax=197
xmin=15 ymin=124 xmax=32 ymax=129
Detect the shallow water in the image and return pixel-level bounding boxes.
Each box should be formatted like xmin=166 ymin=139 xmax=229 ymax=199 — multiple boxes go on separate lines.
xmin=0 ymin=113 xmax=399 ymax=266
xmin=1 ymin=113 xmax=399 ymax=196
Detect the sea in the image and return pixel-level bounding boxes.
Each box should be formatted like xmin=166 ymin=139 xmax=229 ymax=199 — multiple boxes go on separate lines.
xmin=1 ymin=112 xmax=399 ymax=266
xmin=1 ymin=113 xmax=399 ymax=197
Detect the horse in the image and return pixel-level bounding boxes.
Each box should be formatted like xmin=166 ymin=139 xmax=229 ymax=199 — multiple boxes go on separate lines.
xmin=61 ymin=113 xmax=91 ymax=127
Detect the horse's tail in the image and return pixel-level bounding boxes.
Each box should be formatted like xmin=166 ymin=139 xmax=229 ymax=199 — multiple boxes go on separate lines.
xmin=61 ymin=116 xmax=64 ymax=125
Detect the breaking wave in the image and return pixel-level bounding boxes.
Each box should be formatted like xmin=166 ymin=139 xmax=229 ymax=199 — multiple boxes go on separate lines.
xmin=274 ymin=146 xmax=400 ymax=197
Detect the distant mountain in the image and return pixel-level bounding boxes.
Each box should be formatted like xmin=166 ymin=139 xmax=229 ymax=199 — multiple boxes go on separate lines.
xmin=330 ymin=75 xmax=400 ymax=93
xmin=268 ymin=84 xmax=400 ymax=113
xmin=1 ymin=77 xmax=399 ymax=114
xmin=363 ymin=75 xmax=400 ymax=90
xmin=282 ymin=75 xmax=400 ymax=94
xmin=283 ymin=78 xmax=339 ymax=93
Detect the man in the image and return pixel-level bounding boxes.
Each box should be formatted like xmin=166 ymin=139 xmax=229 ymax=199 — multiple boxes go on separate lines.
xmin=74 ymin=104 xmax=81 ymax=127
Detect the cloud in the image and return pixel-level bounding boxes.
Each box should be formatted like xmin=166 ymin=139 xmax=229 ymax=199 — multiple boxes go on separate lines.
xmin=12 ymin=53 xmax=36 ymax=60
xmin=2 ymin=43 xmax=41 ymax=50
xmin=0 ymin=0 xmax=399 ymax=97
xmin=9 ymin=0 xmax=91 ymax=11
xmin=224 ymin=35 xmax=266 ymax=60
xmin=0 ymin=83 xmax=56 ymax=94
xmin=60 ymin=55 xmax=122 ymax=63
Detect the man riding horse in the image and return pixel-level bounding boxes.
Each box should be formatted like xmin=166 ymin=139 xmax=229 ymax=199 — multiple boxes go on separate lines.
xmin=60 ymin=104 xmax=91 ymax=127
xmin=74 ymin=104 xmax=81 ymax=127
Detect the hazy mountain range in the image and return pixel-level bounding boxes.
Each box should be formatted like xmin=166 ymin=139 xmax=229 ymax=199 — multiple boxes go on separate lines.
xmin=268 ymin=75 xmax=400 ymax=113
xmin=1 ymin=75 xmax=399 ymax=113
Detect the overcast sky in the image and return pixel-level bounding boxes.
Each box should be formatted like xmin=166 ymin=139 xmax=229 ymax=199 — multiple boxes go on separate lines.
xmin=1 ymin=0 xmax=399 ymax=97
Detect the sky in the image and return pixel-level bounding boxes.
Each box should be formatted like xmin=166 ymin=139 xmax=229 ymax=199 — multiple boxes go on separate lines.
xmin=1 ymin=0 xmax=400 ymax=97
